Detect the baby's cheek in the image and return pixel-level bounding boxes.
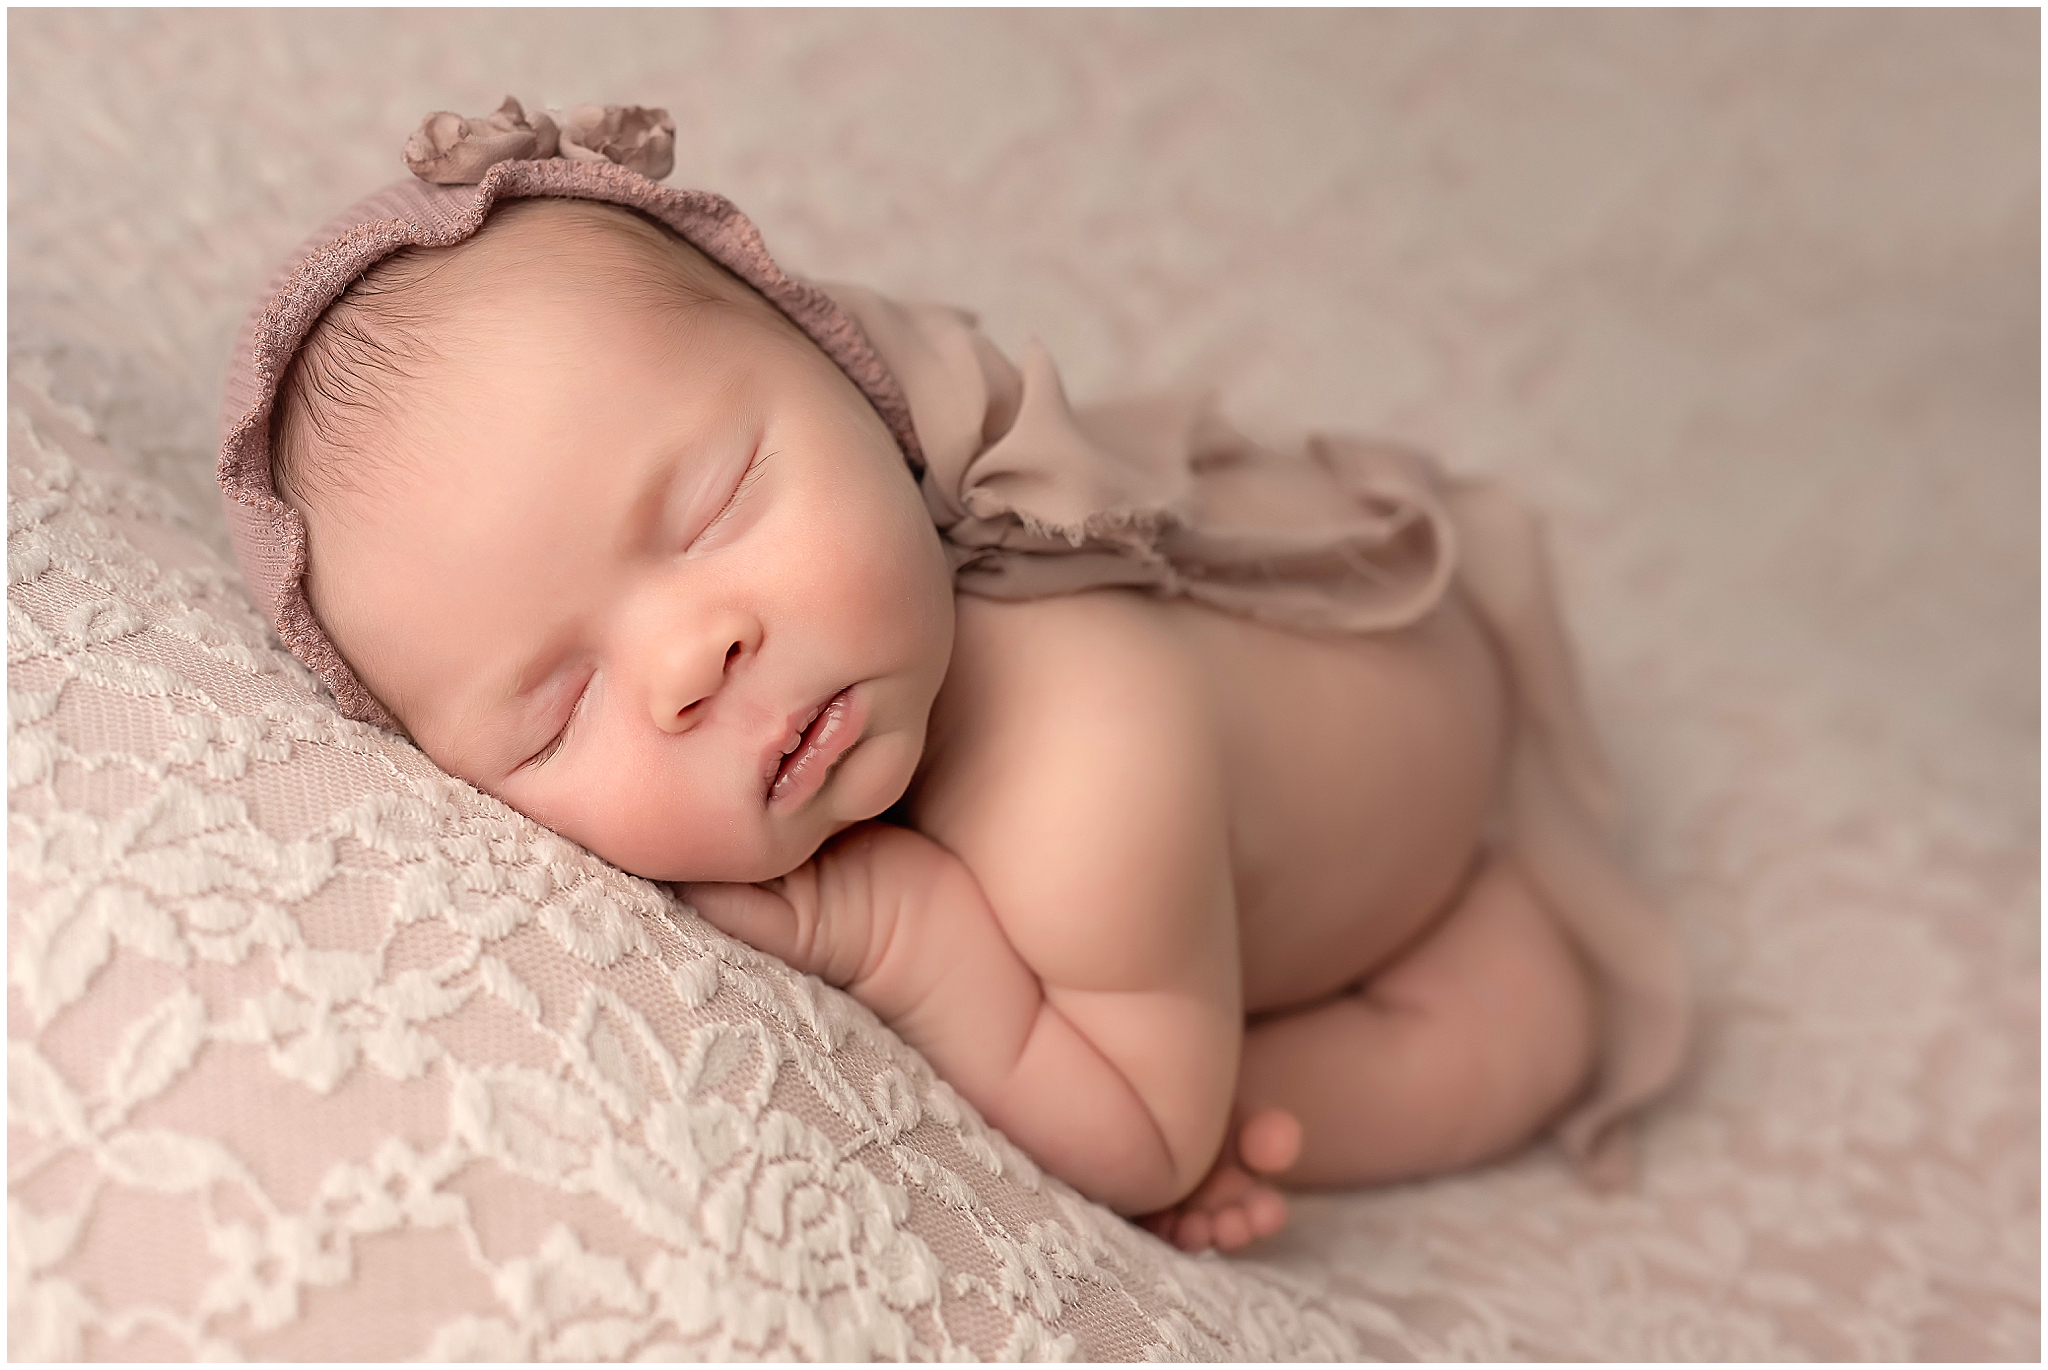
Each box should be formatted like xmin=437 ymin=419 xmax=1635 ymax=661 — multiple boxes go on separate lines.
xmin=831 ymin=507 xmax=950 ymax=655
xmin=525 ymin=750 xmax=757 ymax=883
xmin=601 ymin=789 xmax=764 ymax=883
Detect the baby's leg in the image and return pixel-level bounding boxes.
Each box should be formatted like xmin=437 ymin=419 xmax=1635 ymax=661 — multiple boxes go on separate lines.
xmin=1137 ymin=854 xmax=1592 ymax=1251
xmin=1239 ymin=853 xmax=1594 ymax=1190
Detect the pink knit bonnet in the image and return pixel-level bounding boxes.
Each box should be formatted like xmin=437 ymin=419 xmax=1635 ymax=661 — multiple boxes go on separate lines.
xmin=216 ymin=98 xmax=923 ymax=732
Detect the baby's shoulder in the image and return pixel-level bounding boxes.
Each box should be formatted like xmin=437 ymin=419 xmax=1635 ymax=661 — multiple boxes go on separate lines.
xmin=908 ymin=590 xmax=1232 ymax=985
xmin=935 ymin=589 xmax=1210 ymax=774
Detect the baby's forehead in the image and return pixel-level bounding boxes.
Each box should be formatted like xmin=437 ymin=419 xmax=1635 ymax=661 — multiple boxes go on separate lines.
xmin=427 ymin=199 xmax=764 ymax=316
xmin=295 ymin=210 xmax=804 ymax=492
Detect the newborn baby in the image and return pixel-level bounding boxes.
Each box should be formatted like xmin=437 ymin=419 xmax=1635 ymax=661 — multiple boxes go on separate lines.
xmin=225 ymin=109 xmax=1687 ymax=1255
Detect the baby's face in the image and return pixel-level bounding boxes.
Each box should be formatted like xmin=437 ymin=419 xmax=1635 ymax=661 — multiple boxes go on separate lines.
xmin=303 ymin=266 xmax=955 ymax=883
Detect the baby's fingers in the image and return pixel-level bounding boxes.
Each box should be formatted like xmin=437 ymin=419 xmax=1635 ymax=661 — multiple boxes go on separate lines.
xmin=683 ymin=881 xmax=809 ymax=969
xmin=682 ymin=865 xmax=868 ymax=987
xmin=683 ymin=828 xmax=919 ymax=991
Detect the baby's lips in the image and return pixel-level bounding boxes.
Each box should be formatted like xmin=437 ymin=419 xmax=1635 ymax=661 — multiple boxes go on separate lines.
xmin=402 ymin=95 xmax=674 ymax=185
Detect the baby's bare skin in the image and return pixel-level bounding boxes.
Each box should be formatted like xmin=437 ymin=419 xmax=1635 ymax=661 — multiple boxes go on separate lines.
xmin=894 ymin=586 xmax=1594 ymax=1248
xmin=295 ymin=202 xmax=1598 ymax=1256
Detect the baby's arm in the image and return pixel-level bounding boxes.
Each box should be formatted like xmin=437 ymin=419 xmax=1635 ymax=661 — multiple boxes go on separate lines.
xmin=686 ymin=816 xmax=1234 ymax=1214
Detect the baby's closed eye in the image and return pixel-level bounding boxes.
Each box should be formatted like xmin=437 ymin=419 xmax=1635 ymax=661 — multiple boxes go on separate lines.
xmin=682 ymin=447 xmax=771 ymax=553
xmin=522 ymin=683 xmax=586 ymax=770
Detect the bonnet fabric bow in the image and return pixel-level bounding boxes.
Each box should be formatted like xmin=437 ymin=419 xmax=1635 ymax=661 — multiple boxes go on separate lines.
xmin=401 ymin=96 xmax=677 ymax=184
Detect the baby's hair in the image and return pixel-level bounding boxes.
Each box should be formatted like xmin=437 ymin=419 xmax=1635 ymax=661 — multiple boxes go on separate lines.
xmin=272 ymin=198 xmax=786 ymax=518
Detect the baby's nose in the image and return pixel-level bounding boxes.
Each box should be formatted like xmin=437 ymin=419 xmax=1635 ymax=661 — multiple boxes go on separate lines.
xmin=650 ymin=619 xmax=757 ymax=733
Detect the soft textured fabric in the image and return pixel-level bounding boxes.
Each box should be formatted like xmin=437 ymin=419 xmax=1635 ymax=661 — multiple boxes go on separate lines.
xmin=10 ymin=9 xmax=2037 ymax=1361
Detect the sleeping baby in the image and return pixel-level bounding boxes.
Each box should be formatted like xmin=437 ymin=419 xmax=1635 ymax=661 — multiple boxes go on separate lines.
xmin=219 ymin=99 xmax=1688 ymax=1254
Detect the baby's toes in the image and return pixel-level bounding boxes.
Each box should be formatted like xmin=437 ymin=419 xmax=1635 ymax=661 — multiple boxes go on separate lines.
xmin=1173 ymin=1209 xmax=1216 ymax=1253
xmin=1238 ymin=1106 xmax=1303 ymax=1176
xmin=1209 ymin=1206 xmax=1255 ymax=1252
xmin=1135 ymin=1210 xmax=1177 ymax=1243
xmin=1187 ymin=1159 xmax=1256 ymax=1212
xmin=1244 ymin=1184 xmax=1289 ymax=1240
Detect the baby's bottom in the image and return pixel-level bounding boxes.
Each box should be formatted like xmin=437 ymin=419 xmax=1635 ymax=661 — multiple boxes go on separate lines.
xmin=1245 ymin=852 xmax=1595 ymax=1186
xmin=1145 ymin=853 xmax=1593 ymax=1250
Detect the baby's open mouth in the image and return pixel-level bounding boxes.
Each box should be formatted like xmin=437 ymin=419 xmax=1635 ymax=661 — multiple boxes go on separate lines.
xmin=767 ymin=687 xmax=860 ymax=808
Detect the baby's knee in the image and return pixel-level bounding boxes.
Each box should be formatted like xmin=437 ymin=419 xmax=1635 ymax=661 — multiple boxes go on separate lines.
xmin=1471 ymin=863 xmax=1598 ymax=1132
xmin=1382 ymin=860 xmax=1598 ymax=1161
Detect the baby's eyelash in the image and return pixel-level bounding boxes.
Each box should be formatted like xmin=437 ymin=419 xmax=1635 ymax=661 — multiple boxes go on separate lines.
xmin=524 ymin=682 xmax=586 ymax=771
xmin=693 ymin=450 xmax=772 ymax=544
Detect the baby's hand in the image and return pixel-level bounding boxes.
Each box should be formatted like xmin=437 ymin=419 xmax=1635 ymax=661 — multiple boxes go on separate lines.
xmin=681 ymin=822 xmax=908 ymax=1007
xmin=687 ymin=821 xmax=1236 ymax=1219
xmin=682 ymin=823 xmax=1038 ymax=1094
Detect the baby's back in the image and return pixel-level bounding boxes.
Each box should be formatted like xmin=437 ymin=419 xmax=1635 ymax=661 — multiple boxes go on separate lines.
xmin=908 ymin=586 xmax=1509 ymax=1017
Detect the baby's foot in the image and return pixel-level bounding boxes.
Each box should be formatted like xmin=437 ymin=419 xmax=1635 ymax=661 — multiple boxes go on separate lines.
xmin=1136 ymin=1106 xmax=1302 ymax=1254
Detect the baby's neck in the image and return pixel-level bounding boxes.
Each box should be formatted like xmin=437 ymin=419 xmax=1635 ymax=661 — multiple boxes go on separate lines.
xmin=881 ymin=588 xmax=979 ymax=833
